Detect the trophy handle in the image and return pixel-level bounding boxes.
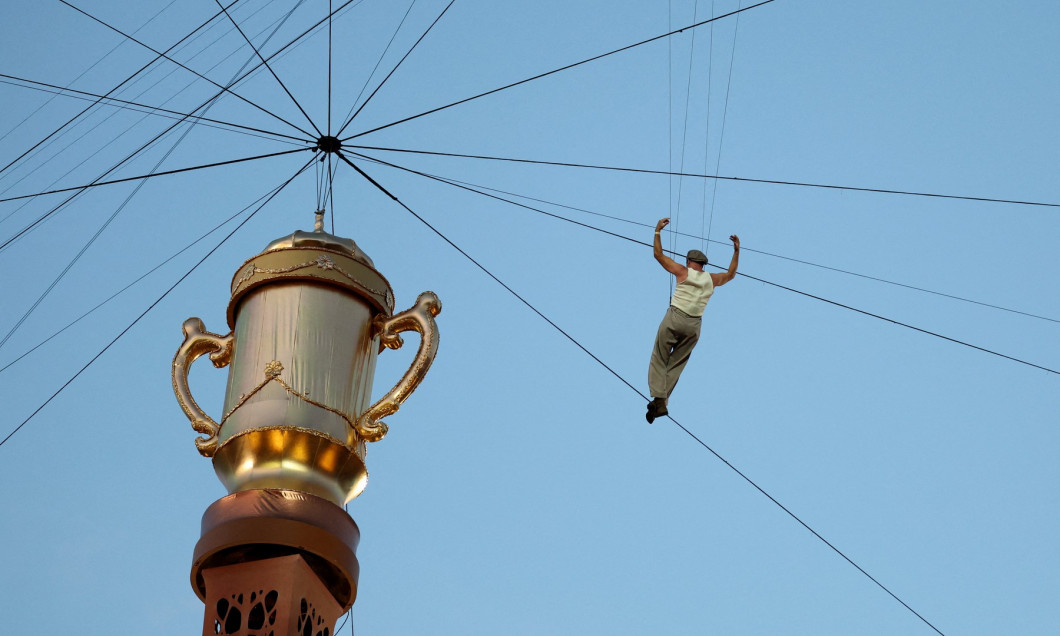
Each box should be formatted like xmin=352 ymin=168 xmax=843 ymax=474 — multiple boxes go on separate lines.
xmin=172 ymin=317 xmax=234 ymax=457
xmin=355 ymin=291 xmax=441 ymax=442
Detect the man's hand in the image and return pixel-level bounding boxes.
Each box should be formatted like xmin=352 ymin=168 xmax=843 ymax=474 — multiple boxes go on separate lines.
xmin=730 ymin=234 xmax=740 ymax=249
xmin=656 ymin=218 xmax=670 ymax=232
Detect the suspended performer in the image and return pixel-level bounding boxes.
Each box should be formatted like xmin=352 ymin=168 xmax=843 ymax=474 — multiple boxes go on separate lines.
xmin=646 ymin=217 xmax=739 ymax=423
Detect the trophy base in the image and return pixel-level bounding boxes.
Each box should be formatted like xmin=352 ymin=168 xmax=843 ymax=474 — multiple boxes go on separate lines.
xmin=212 ymin=428 xmax=368 ymax=505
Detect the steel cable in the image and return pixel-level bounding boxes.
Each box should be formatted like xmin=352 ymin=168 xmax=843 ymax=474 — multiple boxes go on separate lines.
xmin=343 ymin=154 xmax=948 ymax=636
xmin=350 ymin=150 xmax=1060 ymax=376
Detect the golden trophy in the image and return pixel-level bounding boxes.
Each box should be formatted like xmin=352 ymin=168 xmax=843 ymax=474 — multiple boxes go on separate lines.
xmin=172 ymin=211 xmax=441 ymax=506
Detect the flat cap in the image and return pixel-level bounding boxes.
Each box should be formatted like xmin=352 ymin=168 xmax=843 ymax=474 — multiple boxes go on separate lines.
xmin=686 ymin=249 xmax=708 ymax=264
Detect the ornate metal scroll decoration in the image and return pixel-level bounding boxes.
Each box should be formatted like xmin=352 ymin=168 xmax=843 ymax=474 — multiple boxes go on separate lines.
xmin=236 ymin=256 xmax=390 ymax=304
xmin=355 ymin=291 xmax=442 ymax=442
xmin=172 ymin=318 xmax=234 ymax=457
xmin=220 ymin=360 xmax=356 ymax=430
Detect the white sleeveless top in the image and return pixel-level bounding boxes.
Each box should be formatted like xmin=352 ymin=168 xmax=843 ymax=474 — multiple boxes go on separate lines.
xmin=670 ymin=269 xmax=714 ymax=317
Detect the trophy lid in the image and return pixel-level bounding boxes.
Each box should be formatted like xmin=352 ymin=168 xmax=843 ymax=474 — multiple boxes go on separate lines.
xmin=263 ymin=210 xmax=374 ymax=268
xmin=227 ymin=210 xmax=394 ymax=328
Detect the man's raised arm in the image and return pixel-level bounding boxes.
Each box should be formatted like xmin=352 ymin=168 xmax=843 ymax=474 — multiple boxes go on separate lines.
xmin=711 ymin=235 xmax=740 ymax=287
xmin=654 ymin=217 xmax=686 ymax=278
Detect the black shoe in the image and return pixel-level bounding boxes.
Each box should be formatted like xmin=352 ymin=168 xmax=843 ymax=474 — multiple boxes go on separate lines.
xmin=646 ymin=397 xmax=666 ymax=423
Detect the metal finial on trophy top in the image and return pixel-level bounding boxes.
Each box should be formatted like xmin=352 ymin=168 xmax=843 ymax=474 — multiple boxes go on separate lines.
xmin=314 ymin=208 xmax=325 ymax=233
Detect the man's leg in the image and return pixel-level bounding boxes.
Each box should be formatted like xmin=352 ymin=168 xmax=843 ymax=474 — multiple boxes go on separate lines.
xmin=663 ymin=314 xmax=701 ymax=400
xmin=648 ymin=309 xmax=680 ymax=399
xmin=647 ymin=309 xmax=682 ymax=422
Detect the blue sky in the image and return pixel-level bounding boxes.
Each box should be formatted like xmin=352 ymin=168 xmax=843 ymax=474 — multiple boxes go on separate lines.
xmin=0 ymin=1 xmax=1057 ymax=634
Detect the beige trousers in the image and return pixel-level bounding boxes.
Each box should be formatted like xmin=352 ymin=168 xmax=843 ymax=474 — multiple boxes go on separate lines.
xmin=648 ymin=306 xmax=702 ymax=400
